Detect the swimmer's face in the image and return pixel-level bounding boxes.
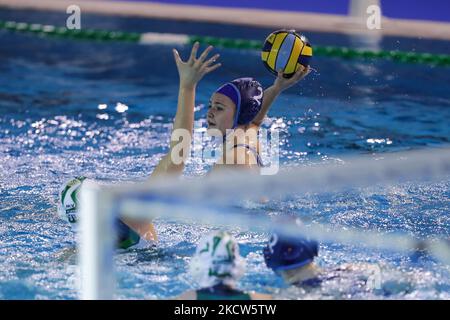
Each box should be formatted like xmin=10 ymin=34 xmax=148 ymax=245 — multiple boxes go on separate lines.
xmin=206 ymin=93 xmax=236 ymax=135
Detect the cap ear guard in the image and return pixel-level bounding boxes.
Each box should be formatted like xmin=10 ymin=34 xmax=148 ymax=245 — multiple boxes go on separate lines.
xmin=232 ymin=78 xmax=264 ymax=127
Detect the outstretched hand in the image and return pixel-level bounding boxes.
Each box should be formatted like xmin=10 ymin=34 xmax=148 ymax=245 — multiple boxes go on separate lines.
xmin=273 ymin=65 xmax=311 ymax=93
xmin=173 ymin=42 xmax=221 ymax=89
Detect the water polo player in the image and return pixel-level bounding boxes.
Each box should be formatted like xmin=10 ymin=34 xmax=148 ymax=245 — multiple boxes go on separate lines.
xmin=263 ymin=227 xmax=414 ymax=297
xmin=177 ymin=231 xmax=271 ymax=300
xmin=263 ymin=230 xmax=321 ymax=287
xmin=58 ymin=42 xmax=310 ymax=250
xmin=58 ymin=176 xmax=157 ymax=250
xmin=150 ymin=41 xmax=310 ymax=176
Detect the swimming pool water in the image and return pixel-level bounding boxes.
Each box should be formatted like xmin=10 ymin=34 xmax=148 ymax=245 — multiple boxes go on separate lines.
xmin=0 ymin=9 xmax=449 ymax=299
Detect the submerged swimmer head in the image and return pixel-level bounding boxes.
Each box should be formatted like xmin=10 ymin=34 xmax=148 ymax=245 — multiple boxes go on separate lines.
xmin=263 ymin=229 xmax=319 ymax=284
xmin=207 ymin=78 xmax=264 ymax=135
xmin=189 ymin=230 xmax=246 ymax=288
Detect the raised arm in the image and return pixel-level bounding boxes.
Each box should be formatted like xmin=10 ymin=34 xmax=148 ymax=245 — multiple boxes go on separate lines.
xmin=151 ymin=42 xmax=221 ymax=177
xmin=251 ymin=65 xmax=311 ymax=128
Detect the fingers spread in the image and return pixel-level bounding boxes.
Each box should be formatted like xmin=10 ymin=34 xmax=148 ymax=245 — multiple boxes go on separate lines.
xmin=305 ymin=65 xmax=312 ymax=76
xmin=197 ymin=45 xmax=213 ymax=63
xmin=293 ymin=65 xmax=308 ymax=80
xmin=189 ymin=42 xmax=200 ymax=65
xmin=204 ymin=54 xmax=220 ymax=67
xmin=277 ymin=69 xmax=284 ymax=78
xmin=294 ymin=69 xmax=304 ymax=81
xmin=173 ymin=49 xmax=181 ymax=65
xmin=203 ymin=63 xmax=222 ymax=74
xmin=296 ymin=65 xmax=305 ymax=75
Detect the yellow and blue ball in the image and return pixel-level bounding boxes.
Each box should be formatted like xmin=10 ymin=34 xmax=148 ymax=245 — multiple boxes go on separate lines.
xmin=261 ymin=30 xmax=313 ymax=78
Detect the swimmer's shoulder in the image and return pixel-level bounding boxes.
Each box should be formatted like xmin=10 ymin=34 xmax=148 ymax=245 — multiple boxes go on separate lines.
xmin=246 ymin=123 xmax=260 ymax=131
xmin=249 ymin=292 xmax=272 ymax=300
xmin=176 ymin=290 xmax=197 ymax=300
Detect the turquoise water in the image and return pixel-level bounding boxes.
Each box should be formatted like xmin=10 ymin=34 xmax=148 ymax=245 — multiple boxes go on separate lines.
xmin=0 ymin=9 xmax=449 ymax=299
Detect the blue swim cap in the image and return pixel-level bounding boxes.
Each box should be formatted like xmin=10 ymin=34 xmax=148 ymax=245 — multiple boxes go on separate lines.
xmin=263 ymin=232 xmax=319 ymax=273
xmin=215 ymin=77 xmax=264 ymax=128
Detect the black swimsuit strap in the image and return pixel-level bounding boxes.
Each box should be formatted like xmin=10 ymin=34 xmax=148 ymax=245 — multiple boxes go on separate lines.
xmin=232 ymin=144 xmax=264 ymax=167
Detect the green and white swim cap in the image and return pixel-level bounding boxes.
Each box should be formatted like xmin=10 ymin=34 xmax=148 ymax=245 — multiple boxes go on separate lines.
xmin=189 ymin=231 xmax=246 ymax=287
xmin=57 ymin=176 xmax=86 ymax=227
xmin=57 ymin=176 xmax=143 ymax=249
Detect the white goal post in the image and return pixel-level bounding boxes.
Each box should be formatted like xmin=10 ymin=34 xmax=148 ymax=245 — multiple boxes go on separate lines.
xmin=79 ymin=147 xmax=450 ymax=299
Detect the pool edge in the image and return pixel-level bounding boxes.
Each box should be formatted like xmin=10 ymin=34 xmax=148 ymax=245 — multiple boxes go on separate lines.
xmin=1 ymin=0 xmax=450 ymax=41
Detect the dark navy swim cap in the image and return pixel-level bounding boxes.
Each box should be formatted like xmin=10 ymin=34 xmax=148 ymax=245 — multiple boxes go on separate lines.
xmin=263 ymin=232 xmax=319 ymax=273
xmin=215 ymin=77 xmax=264 ymax=128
